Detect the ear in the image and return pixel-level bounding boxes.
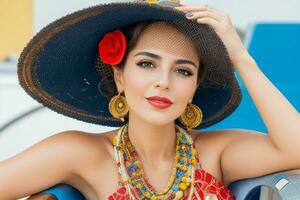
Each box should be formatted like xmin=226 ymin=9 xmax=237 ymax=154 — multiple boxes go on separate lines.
xmin=111 ymin=65 xmax=124 ymax=92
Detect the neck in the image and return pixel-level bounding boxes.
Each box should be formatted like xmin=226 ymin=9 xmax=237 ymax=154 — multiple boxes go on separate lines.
xmin=126 ymin=111 xmax=177 ymax=167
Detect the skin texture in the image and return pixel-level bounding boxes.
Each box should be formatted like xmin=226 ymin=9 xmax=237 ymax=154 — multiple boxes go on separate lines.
xmin=0 ymin=4 xmax=300 ymax=200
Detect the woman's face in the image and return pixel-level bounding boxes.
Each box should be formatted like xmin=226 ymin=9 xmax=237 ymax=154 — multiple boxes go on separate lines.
xmin=113 ymin=22 xmax=200 ymax=126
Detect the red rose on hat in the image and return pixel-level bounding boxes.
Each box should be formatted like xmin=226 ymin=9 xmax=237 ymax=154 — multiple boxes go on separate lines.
xmin=98 ymin=30 xmax=127 ymax=65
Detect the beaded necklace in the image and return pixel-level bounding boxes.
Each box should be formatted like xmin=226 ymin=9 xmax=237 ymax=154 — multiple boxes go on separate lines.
xmin=113 ymin=124 xmax=200 ymax=200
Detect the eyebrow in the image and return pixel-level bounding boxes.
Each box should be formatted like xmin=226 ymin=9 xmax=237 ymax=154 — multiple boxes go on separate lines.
xmin=134 ymin=51 xmax=198 ymax=69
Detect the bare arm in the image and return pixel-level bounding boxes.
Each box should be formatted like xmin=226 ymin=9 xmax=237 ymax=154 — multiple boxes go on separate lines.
xmin=0 ymin=130 xmax=105 ymax=199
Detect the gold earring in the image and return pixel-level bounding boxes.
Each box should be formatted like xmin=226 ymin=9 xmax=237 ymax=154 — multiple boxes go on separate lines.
xmin=108 ymin=91 xmax=129 ymax=122
xmin=179 ymin=98 xmax=203 ymax=133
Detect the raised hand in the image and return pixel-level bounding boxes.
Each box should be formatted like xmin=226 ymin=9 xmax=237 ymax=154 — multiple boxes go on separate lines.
xmin=175 ymin=4 xmax=249 ymax=66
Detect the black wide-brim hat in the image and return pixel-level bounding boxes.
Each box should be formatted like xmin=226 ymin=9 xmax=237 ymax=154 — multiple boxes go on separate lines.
xmin=18 ymin=1 xmax=242 ymax=129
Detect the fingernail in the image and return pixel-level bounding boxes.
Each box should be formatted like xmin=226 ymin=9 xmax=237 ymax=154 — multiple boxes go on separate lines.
xmin=185 ymin=12 xmax=193 ymax=17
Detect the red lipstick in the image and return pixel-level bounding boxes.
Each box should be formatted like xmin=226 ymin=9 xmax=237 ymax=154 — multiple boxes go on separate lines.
xmin=146 ymin=96 xmax=173 ymax=109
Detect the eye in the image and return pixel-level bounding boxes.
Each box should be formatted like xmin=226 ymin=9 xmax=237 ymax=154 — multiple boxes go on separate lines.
xmin=136 ymin=61 xmax=155 ymax=68
xmin=136 ymin=61 xmax=193 ymax=77
xmin=176 ymin=68 xmax=193 ymax=77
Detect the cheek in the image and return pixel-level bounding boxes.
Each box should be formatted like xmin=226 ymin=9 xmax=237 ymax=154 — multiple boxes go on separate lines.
xmin=173 ymin=77 xmax=197 ymax=101
xmin=122 ymin=65 xmax=149 ymax=103
xmin=172 ymin=80 xmax=197 ymax=118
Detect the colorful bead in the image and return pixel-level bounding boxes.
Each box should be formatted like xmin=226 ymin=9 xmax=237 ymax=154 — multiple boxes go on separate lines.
xmin=175 ymin=190 xmax=184 ymax=199
xmin=151 ymin=195 xmax=158 ymax=200
xmin=172 ymin=184 xmax=179 ymax=192
xmin=192 ymin=149 xmax=197 ymax=155
xmin=113 ymin=124 xmax=201 ymax=199
xmin=190 ymin=158 xmax=198 ymax=165
xmin=113 ymin=135 xmax=117 ymax=145
xmin=181 ymin=177 xmax=188 ymax=183
xmin=179 ymin=182 xmax=188 ymax=190
xmin=144 ymin=191 xmax=151 ymax=197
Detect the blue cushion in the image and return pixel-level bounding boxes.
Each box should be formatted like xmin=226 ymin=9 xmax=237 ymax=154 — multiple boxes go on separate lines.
xmin=40 ymin=184 xmax=85 ymax=200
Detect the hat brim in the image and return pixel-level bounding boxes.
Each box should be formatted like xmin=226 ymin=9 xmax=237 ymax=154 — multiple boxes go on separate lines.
xmin=18 ymin=2 xmax=242 ymax=129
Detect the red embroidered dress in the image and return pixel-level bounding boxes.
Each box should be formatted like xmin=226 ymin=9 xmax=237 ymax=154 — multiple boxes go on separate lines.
xmin=108 ymin=165 xmax=235 ymax=200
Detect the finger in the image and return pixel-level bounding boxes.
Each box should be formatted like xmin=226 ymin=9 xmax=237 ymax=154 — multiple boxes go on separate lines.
xmin=175 ymin=5 xmax=225 ymax=18
xmin=196 ymin=17 xmax=220 ymax=30
xmin=174 ymin=4 xmax=209 ymax=11
xmin=175 ymin=4 xmax=226 ymax=16
xmin=185 ymin=10 xmax=223 ymax=22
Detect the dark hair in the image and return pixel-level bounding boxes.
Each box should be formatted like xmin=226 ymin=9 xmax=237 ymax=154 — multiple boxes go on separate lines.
xmin=116 ymin=20 xmax=206 ymax=86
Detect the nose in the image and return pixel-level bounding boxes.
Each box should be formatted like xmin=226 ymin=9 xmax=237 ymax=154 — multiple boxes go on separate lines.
xmin=155 ymin=68 xmax=170 ymax=89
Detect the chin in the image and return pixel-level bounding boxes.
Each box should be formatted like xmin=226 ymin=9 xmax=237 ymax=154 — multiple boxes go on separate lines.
xmin=130 ymin=101 xmax=182 ymax=125
xmin=140 ymin=113 xmax=178 ymax=126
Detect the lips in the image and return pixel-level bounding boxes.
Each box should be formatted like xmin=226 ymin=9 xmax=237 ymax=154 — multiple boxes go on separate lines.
xmin=146 ymin=96 xmax=173 ymax=109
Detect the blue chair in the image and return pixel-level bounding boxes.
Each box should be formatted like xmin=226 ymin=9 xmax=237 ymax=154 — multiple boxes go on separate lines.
xmin=229 ymin=169 xmax=300 ymax=200
xmin=29 ymin=184 xmax=85 ymax=200
xmin=26 ymin=22 xmax=300 ymax=200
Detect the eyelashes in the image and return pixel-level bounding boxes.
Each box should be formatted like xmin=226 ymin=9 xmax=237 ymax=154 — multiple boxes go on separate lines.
xmin=136 ymin=61 xmax=154 ymax=69
xmin=136 ymin=61 xmax=194 ymax=77
xmin=177 ymin=68 xmax=193 ymax=77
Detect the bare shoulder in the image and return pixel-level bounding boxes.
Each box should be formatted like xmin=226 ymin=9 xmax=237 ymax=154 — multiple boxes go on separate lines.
xmin=190 ymin=128 xmax=263 ymax=186
xmin=192 ymin=128 xmax=261 ymax=149
xmin=40 ymin=129 xmax=118 ymax=180
xmin=192 ymin=128 xmax=264 ymax=156
xmin=64 ymin=129 xmax=121 ymax=199
xmin=191 ymin=129 xmax=234 ymax=154
xmin=43 ymin=130 xmax=111 ymax=175
xmin=189 ymin=129 xmax=230 ymax=184
xmin=60 ymin=129 xmax=117 ymax=169
xmin=59 ymin=129 xmax=119 ymax=199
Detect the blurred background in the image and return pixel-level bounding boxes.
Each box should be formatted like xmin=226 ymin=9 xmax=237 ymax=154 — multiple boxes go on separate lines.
xmin=1 ymin=0 xmax=300 ymax=163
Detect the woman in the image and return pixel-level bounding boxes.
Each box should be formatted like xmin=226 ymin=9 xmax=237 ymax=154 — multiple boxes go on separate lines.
xmin=1 ymin=1 xmax=300 ymax=200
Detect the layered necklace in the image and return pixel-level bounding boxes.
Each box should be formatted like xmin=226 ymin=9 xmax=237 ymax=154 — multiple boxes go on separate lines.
xmin=113 ymin=124 xmax=201 ymax=200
